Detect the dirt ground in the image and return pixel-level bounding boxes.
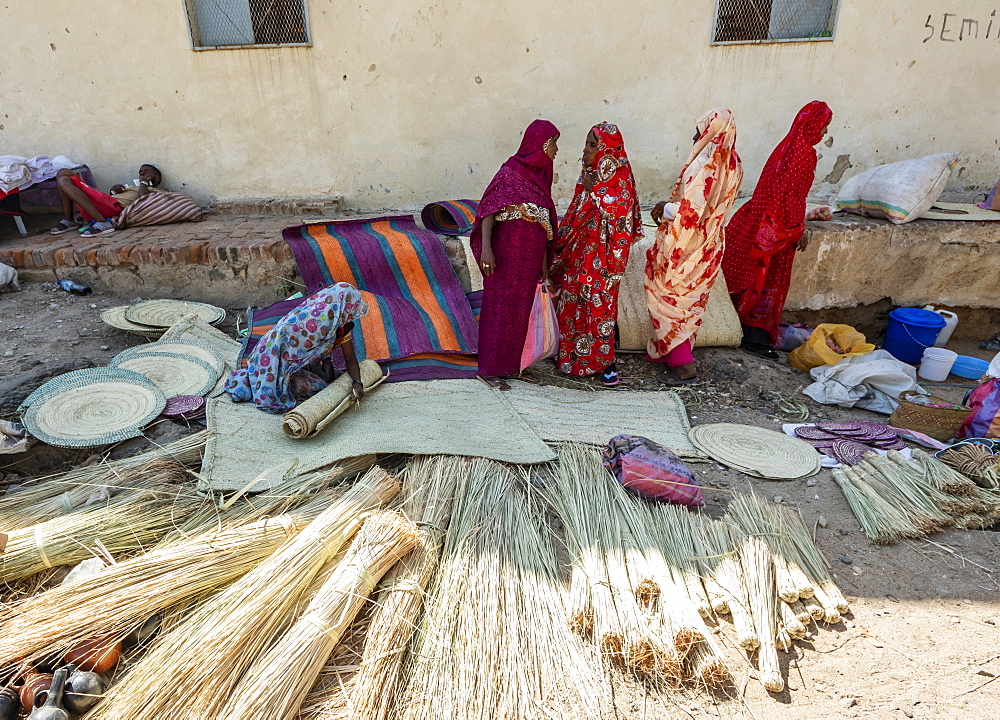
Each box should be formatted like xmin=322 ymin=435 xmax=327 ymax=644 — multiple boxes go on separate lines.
xmin=0 ymin=279 xmax=998 ymax=719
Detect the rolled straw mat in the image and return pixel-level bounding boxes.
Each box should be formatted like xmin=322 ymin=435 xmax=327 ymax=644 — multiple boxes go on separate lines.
xmin=111 ymin=352 xmax=222 ymax=398
xmin=201 ymin=379 xmax=554 ymax=492
xmin=688 ymin=423 xmax=821 ymax=480
xmin=124 ymin=299 xmax=226 ymax=328
xmin=503 ymin=383 xmax=704 ymax=460
xmin=20 ymin=368 xmax=166 ymax=447
xmin=101 ymin=306 xmax=164 ymax=337
xmin=920 ymin=202 xmax=1000 ymax=221
xmin=616 ymin=226 xmax=741 ymax=352
xmin=282 ymin=360 xmax=385 ymax=439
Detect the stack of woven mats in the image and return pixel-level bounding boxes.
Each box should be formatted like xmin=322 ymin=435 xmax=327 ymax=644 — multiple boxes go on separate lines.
xmin=278 ymin=215 xmax=479 ymax=381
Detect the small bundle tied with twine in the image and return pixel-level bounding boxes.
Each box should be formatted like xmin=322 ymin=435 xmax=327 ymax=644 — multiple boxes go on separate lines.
xmin=282 ymin=360 xmax=385 ymax=439
xmin=91 ymin=466 xmax=400 ymax=720
xmin=939 ymin=444 xmax=1000 ymax=490
xmin=221 ymin=511 xmax=422 ymax=720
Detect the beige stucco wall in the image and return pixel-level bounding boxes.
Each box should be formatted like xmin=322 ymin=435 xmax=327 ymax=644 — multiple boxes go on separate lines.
xmin=2 ymin=1 xmax=997 ymax=210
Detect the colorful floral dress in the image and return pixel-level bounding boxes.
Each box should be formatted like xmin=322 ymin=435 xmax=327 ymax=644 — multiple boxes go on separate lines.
xmin=225 ymin=282 xmax=368 ymax=413
xmin=551 ymin=122 xmax=643 ymax=376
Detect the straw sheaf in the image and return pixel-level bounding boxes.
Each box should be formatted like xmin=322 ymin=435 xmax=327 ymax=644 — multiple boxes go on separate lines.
xmin=111 ymin=352 xmax=222 ymax=399
xmin=100 ymin=305 xmax=165 ymax=337
xmin=91 ymin=467 xmax=400 ymax=720
xmin=20 ymin=371 xmax=166 ymax=448
xmin=123 ymin=299 xmax=226 ymax=329
xmin=689 ymin=423 xmax=821 ymax=480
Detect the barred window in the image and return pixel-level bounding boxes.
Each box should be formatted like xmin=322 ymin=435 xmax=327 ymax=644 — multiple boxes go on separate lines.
xmin=184 ymin=0 xmax=310 ymax=49
xmin=712 ymin=0 xmax=840 ymax=44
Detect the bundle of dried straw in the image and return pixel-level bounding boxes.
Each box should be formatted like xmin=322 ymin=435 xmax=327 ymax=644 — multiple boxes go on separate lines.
xmin=91 ymin=466 xmax=400 ymax=720
xmin=221 ymin=511 xmax=421 ymax=720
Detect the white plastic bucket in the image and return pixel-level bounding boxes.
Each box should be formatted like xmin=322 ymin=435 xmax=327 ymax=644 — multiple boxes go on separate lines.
xmin=918 ymin=347 xmax=958 ymax=381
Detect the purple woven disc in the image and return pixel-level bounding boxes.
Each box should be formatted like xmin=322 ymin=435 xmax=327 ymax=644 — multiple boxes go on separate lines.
xmin=816 ymin=420 xmax=864 ymax=433
xmin=804 ymin=439 xmax=837 ymax=450
xmin=163 ymin=395 xmax=206 ymax=418
xmin=828 ymin=439 xmax=870 ymax=466
xmin=873 ymin=438 xmax=907 ymax=451
xmin=795 ymin=426 xmax=840 ymax=441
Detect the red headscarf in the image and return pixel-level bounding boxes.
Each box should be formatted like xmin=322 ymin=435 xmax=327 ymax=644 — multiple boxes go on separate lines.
xmin=556 ymin=121 xmax=643 ymax=257
xmin=723 ymin=101 xmax=833 ymax=312
xmin=472 ymin=119 xmax=560 ymax=232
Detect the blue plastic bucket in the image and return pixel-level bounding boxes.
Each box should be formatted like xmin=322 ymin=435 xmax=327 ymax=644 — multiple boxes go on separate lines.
xmin=884 ymin=308 xmax=946 ymax=363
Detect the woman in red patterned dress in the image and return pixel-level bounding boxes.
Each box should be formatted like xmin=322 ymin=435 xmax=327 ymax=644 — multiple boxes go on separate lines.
xmin=722 ymin=101 xmax=833 ymax=359
xmin=551 ymin=123 xmax=643 ymax=386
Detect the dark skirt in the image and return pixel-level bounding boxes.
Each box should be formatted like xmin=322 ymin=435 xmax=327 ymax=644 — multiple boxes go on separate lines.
xmin=472 ymin=218 xmax=548 ymax=376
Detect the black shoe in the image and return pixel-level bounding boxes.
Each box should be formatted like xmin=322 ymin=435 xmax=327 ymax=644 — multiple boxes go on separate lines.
xmin=741 ymin=341 xmax=779 ymax=360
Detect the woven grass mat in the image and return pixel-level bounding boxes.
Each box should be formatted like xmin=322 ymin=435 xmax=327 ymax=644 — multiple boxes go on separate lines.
xmin=503 ymin=383 xmax=704 ymax=460
xmin=920 ymin=202 xmax=1000 ymax=221
xmin=201 ymin=379 xmax=554 ymax=491
xmin=616 ymin=226 xmax=741 ymax=352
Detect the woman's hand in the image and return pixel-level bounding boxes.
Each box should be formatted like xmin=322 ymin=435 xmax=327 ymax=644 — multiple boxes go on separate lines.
xmin=479 ymin=246 xmax=496 ymax=276
xmin=352 ymin=380 xmax=365 ymax=401
xmin=651 ymin=201 xmax=667 ymax=225
xmin=582 ymin=169 xmax=595 ymax=193
xmin=796 ymin=236 xmax=810 ymax=252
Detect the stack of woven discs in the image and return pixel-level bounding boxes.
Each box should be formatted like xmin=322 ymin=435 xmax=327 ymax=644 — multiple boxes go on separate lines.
xmin=795 ymin=421 xmax=906 ymax=466
xmin=688 ymin=423 xmax=821 ymax=481
xmin=109 ymin=339 xmax=225 ymax=402
xmin=101 ymin=299 xmax=226 ymax=338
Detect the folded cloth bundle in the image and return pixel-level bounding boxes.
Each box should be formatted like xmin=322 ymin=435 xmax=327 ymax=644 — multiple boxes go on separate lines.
xmin=281 ymin=360 xmax=385 ymax=439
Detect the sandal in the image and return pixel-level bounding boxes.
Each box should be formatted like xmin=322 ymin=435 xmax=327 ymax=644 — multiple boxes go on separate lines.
xmin=477 ymin=375 xmax=511 ymax=391
xmin=741 ymin=341 xmax=779 ymax=360
xmin=656 ymin=368 xmax=700 ymax=386
xmin=601 ymin=365 xmax=620 ymax=387
xmin=50 ymin=219 xmax=79 ymax=235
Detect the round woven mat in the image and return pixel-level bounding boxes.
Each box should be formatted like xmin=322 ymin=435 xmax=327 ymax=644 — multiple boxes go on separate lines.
xmin=112 ymin=353 xmax=222 ymax=398
xmin=688 ymin=423 xmax=821 ymax=480
xmin=17 ymin=367 xmax=138 ymax=415
xmin=21 ymin=372 xmax=166 ymax=448
xmin=124 ymin=300 xmax=225 ymax=329
xmin=113 ymin=341 xmax=225 ymax=376
xmin=163 ymin=394 xmax=207 ymax=418
xmin=101 ymin=306 xmax=165 ymax=337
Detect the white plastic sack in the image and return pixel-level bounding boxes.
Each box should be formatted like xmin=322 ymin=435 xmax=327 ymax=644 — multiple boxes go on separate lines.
xmin=837 ymin=153 xmax=958 ymax=224
xmin=0 ymin=264 xmax=19 ymax=292
xmin=802 ymin=349 xmax=926 ymax=414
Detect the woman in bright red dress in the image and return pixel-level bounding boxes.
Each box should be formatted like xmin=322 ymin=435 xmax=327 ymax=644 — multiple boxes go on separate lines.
xmin=551 ymin=122 xmax=643 ymax=386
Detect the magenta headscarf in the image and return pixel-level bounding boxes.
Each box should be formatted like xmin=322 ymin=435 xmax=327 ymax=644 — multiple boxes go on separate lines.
xmin=473 ymin=119 xmax=560 ymax=234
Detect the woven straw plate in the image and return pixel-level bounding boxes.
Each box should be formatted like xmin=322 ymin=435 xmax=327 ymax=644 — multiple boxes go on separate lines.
xmin=20 ymin=370 xmax=166 ymax=447
xmin=17 ymin=367 xmax=144 ymax=415
xmin=113 ymin=341 xmax=225 ymax=377
xmin=112 ymin=352 xmax=222 ymax=398
xmin=124 ymin=299 xmax=225 ymax=329
xmin=101 ymin=306 xmax=165 ymax=338
xmin=689 ymin=423 xmax=821 ymax=480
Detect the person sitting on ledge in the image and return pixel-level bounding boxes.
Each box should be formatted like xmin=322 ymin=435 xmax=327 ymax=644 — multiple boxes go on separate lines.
xmin=49 ymin=163 xmax=163 ymax=238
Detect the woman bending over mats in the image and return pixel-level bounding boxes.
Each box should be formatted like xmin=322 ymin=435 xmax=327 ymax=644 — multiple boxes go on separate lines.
xmin=723 ymin=100 xmax=833 ymax=359
xmin=551 ymin=122 xmax=642 ymax=387
xmin=645 ymin=108 xmax=744 ymax=385
xmin=225 ymin=282 xmax=368 ymax=413
xmin=471 ymin=119 xmax=560 ymax=390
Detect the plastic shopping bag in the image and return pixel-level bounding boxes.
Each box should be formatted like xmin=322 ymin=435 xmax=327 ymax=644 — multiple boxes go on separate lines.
xmin=959 ymin=378 xmax=1000 ymax=439
xmin=520 ymin=282 xmax=560 ymax=371
xmin=787 ymin=323 xmax=875 ymax=372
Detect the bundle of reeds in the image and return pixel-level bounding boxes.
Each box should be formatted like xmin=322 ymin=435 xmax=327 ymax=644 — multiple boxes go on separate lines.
xmin=221 ymin=511 xmax=421 ymax=720
xmin=740 ymin=536 xmax=783 ymax=693
xmin=0 ymin=487 xmax=208 ymax=584
xmin=0 ymin=485 xmax=352 ymax=671
xmin=901 ymin=450 xmax=1000 ymax=525
xmin=0 ymin=431 xmax=208 ymax=529
xmin=91 ymin=467 xmax=400 ymax=720
xmin=831 ymin=466 xmax=925 ymax=543
xmin=937 ymin=444 xmax=1000 ymax=490
xmin=345 ymin=455 xmax=461 ymax=720
xmin=399 ymin=459 xmax=606 ymax=720
xmin=696 ymin=520 xmax=758 ymax=652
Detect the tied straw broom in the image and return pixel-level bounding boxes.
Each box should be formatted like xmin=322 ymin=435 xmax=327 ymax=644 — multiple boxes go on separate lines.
xmin=91 ymin=466 xmax=400 ymax=720
xmin=343 ymin=454 xmax=461 ymax=720
xmin=220 ymin=511 xmax=422 ymax=720
xmin=400 ymin=458 xmax=606 ymax=720
xmin=739 ymin=536 xmax=783 ymax=693
xmin=0 ymin=479 xmax=354 ymax=671
xmin=0 ymin=431 xmax=208 ymax=530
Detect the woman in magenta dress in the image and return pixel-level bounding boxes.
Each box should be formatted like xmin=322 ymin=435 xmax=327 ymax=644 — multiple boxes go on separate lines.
xmin=551 ymin=122 xmax=642 ymax=386
xmin=470 ymin=119 xmax=560 ymax=389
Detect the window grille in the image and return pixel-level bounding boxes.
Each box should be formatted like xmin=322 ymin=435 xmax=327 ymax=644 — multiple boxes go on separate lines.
xmin=184 ymin=0 xmax=310 ymax=49
xmin=712 ymin=0 xmax=839 ymax=45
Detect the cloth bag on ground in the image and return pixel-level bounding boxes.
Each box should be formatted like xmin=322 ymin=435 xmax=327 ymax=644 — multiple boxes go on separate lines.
xmin=787 ymin=322 xmax=875 ymax=372
xmin=520 ymin=281 xmax=559 ymax=371
xmin=959 ymin=352 xmax=1000 ymax=438
xmin=803 ymin=349 xmax=925 ymax=414
xmin=603 ymin=434 xmax=704 ymax=506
